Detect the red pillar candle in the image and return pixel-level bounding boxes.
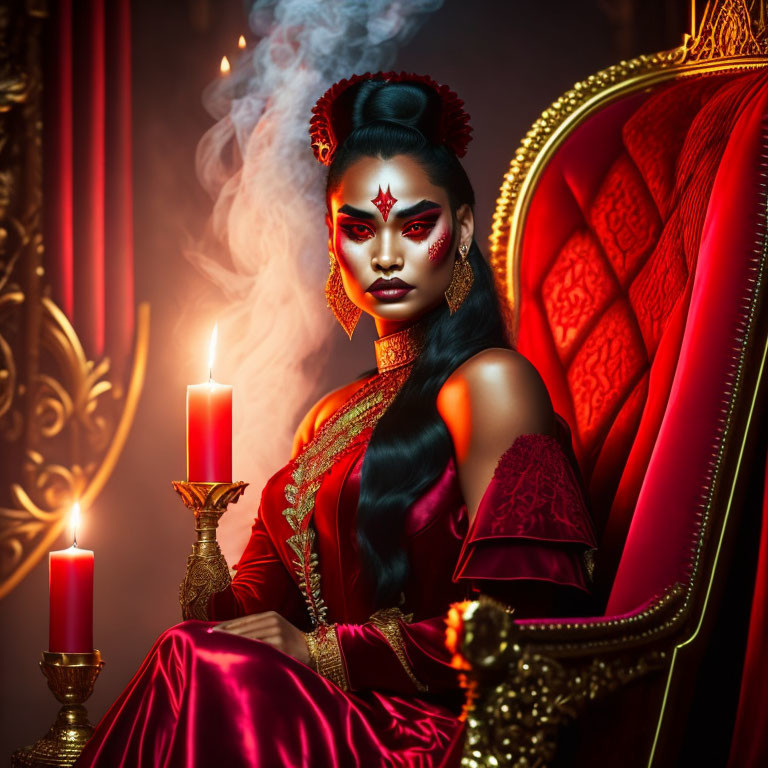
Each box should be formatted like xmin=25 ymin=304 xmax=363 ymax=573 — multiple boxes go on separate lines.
xmin=49 ymin=505 xmax=94 ymax=652
xmin=186 ymin=324 xmax=232 ymax=482
xmin=187 ymin=382 xmax=232 ymax=481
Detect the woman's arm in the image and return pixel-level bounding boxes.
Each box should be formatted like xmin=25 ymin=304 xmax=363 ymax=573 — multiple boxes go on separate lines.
xmin=436 ymin=346 xmax=556 ymax=528
xmin=208 ymin=502 xmax=305 ymax=622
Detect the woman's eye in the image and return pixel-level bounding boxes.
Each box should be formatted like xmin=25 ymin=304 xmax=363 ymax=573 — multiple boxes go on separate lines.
xmin=403 ymin=220 xmax=436 ymax=239
xmin=341 ymin=223 xmax=375 ymax=241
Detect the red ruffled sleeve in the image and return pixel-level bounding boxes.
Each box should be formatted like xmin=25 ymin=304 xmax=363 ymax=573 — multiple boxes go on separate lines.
xmin=335 ymin=429 xmax=598 ymax=696
xmin=452 ymin=432 xmax=597 ymax=592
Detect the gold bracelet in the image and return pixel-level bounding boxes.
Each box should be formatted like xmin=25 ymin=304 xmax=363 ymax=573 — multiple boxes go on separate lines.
xmin=304 ymin=623 xmax=349 ymax=691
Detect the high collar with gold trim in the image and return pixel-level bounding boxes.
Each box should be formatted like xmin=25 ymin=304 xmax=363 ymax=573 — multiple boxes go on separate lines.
xmin=374 ymin=322 xmax=427 ymax=374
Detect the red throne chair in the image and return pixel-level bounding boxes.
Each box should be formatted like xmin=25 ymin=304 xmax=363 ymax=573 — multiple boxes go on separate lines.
xmin=449 ymin=2 xmax=768 ymax=766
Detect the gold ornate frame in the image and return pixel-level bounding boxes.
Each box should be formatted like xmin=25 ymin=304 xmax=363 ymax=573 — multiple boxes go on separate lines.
xmin=0 ymin=1 xmax=150 ymax=598
xmin=452 ymin=2 xmax=768 ymax=766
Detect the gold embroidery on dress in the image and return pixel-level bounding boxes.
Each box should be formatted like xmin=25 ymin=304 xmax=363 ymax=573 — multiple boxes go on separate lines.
xmin=369 ymin=606 xmax=429 ymax=692
xmin=283 ymin=367 xmax=412 ymax=627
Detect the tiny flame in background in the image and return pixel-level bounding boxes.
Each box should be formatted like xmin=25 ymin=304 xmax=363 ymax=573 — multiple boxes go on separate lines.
xmin=220 ymin=55 xmax=231 ymax=75
xmin=238 ymin=34 xmax=246 ymax=49
xmin=71 ymin=501 xmax=81 ymax=546
xmin=209 ymin=323 xmax=218 ymax=381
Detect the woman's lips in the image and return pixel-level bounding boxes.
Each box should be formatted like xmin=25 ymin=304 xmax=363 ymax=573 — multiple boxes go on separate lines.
xmin=366 ymin=277 xmax=414 ymax=302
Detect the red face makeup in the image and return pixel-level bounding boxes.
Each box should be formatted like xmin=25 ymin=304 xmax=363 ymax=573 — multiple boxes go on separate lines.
xmin=428 ymin=231 xmax=450 ymax=262
xmin=370 ymin=184 xmax=398 ymax=221
xmin=328 ymin=154 xmax=468 ymax=335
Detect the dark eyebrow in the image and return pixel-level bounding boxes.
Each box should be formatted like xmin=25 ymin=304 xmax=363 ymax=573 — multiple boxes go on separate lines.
xmin=338 ymin=204 xmax=375 ymax=220
xmin=394 ymin=200 xmax=442 ymax=219
xmin=337 ymin=199 xmax=442 ymax=221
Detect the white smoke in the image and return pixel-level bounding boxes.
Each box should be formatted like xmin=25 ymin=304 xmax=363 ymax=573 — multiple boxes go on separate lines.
xmin=190 ymin=0 xmax=444 ymax=563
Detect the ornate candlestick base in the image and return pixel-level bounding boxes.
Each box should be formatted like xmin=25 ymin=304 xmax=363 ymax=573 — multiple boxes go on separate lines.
xmin=12 ymin=650 xmax=105 ymax=767
xmin=172 ymin=481 xmax=248 ymax=620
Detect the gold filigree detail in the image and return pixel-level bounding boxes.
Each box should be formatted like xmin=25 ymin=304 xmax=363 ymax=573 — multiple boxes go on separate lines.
xmin=369 ymin=606 xmax=428 ymax=692
xmin=304 ymin=622 xmax=349 ymax=691
xmin=172 ymin=481 xmax=248 ymax=620
xmin=681 ymin=0 xmax=768 ymax=62
xmin=373 ymin=322 xmax=427 ymax=373
xmin=172 ymin=480 xmax=247 ymax=512
xmin=283 ymin=367 xmax=411 ymax=627
xmin=0 ymin=299 xmax=150 ymax=599
xmin=179 ymin=553 xmax=231 ymax=622
xmin=12 ymin=650 xmax=104 ymax=766
xmin=453 ymin=596 xmax=670 ymax=768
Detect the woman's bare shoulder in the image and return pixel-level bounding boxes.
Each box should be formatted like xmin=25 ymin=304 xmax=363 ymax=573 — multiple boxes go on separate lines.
xmin=436 ymin=347 xmax=556 ymax=525
xmin=436 ymin=348 xmax=555 ymax=457
xmin=291 ymin=373 xmax=376 ymax=458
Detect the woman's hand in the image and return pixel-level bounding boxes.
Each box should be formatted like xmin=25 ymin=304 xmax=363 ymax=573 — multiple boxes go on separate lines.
xmin=212 ymin=611 xmax=310 ymax=665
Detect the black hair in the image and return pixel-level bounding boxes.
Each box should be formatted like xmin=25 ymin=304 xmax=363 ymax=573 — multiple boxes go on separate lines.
xmin=326 ymin=78 xmax=511 ymax=608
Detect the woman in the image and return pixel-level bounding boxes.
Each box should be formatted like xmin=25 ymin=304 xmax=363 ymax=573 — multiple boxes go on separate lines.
xmin=76 ymin=72 xmax=597 ymax=768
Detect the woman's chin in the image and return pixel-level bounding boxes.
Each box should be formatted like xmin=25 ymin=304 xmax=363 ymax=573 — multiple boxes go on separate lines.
xmin=362 ymin=298 xmax=442 ymax=325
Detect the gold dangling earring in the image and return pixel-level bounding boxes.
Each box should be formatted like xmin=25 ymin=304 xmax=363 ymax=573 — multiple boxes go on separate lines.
xmin=445 ymin=243 xmax=474 ymax=315
xmin=326 ymin=249 xmax=362 ymax=339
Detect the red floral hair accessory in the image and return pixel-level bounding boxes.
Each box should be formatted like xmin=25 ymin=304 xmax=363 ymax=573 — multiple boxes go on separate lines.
xmin=309 ymin=71 xmax=473 ymax=166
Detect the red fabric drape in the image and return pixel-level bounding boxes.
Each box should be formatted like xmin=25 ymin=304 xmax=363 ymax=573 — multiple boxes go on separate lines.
xmin=728 ymin=440 xmax=768 ymax=766
xmin=44 ymin=0 xmax=134 ymax=368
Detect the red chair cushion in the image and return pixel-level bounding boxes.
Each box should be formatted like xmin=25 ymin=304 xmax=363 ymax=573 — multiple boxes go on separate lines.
xmin=513 ymin=67 xmax=768 ymax=612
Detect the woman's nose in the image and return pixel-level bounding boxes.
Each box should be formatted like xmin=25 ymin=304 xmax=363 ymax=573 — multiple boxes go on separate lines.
xmin=371 ymin=231 xmax=403 ymax=271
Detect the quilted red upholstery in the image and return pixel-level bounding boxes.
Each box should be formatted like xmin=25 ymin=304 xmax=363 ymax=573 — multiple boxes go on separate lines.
xmin=513 ymin=67 xmax=768 ymax=611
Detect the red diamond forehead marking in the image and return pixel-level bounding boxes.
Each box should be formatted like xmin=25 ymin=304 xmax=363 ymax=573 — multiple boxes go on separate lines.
xmin=371 ymin=184 xmax=398 ymax=222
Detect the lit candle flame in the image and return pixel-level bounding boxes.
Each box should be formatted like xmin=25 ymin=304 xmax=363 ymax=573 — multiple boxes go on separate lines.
xmin=220 ymin=55 xmax=231 ymax=75
xmin=71 ymin=502 xmax=81 ymax=548
xmin=238 ymin=35 xmax=246 ymax=49
xmin=208 ymin=324 xmax=218 ymax=382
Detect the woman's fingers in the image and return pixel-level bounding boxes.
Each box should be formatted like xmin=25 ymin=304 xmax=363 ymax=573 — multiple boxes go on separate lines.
xmin=210 ymin=614 xmax=306 ymax=662
xmin=213 ymin=615 xmax=286 ymax=643
xmin=254 ymin=633 xmax=283 ymax=645
xmin=212 ymin=611 xmax=280 ymax=633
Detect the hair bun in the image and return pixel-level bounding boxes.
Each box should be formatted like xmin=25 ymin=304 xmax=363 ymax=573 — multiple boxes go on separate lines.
xmin=309 ymin=71 xmax=473 ymax=166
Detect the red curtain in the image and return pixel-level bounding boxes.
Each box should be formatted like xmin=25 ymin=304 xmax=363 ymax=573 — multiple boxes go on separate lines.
xmin=44 ymin=0 xmax=134 ymax=373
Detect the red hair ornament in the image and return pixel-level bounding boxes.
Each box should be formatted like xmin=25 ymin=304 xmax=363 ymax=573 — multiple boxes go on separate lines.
xmin=309 ymin=71 xmax=473 ymax=166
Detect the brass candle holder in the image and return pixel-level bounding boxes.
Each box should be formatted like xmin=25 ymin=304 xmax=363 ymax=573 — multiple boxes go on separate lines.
xmin=12 ymin=650 xmax=105 ymax=767
xmin=172 ymin=481 xmax=248 ymax=620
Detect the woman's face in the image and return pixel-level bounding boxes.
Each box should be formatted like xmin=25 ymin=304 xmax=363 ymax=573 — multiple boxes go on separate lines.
xmin=327 ymin=154 xmax=473 ymax=333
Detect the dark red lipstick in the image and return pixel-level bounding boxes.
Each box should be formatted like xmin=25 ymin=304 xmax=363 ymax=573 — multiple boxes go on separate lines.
xmin=366 ymin=277 xmax=414 ymax=301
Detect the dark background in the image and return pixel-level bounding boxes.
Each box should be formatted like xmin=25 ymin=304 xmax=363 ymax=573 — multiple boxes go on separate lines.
xmin=1 ymin=0 xmax=693 ymax=755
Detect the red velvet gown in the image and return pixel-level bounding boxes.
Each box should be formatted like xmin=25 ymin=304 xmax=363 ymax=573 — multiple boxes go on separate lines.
xmin=75 ymin=365 xmax=597 ymax=768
